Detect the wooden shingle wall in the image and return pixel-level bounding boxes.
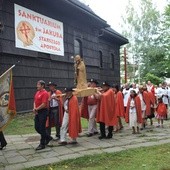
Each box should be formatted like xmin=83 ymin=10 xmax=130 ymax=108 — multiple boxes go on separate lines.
xmin=0 ymin=0 xmax=121 ymax=112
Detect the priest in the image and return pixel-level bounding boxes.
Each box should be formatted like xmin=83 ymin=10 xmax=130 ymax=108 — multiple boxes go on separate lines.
xmin=96 ymin=82 xmax=117 ymax=139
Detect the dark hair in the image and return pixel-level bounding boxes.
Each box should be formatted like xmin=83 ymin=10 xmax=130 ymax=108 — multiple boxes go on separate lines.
xmin=158 ymin=97 xmax=163 ymax=103
xmin=37 ymin=80 xmax=45 ymax=88
xmin=162 ymin=82 xmax=166 ymax=86
xmin=130 ymin=90 xmax=137 ymax=97
xmin=113 ymin=84 xmax=119 ymax=91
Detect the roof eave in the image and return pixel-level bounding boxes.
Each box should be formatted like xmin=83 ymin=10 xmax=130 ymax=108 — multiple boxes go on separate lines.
xmin=102 ymin=29 xmax=129 ymax=45
xmin=64 ymin=0 xmax=109 ymax=28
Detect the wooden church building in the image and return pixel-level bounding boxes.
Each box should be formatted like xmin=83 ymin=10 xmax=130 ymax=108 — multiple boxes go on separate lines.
xmin=0 ymin=0 xmax=128 ymax=112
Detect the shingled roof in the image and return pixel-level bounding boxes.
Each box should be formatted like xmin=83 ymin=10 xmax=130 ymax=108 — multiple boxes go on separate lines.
xmin=43 ymin=0 xmax=127 ymax=45
xmin=67 ymin=0 xmax=95 ymax=14
xmin=103 ymin=27 xmax=129 ymax=45
xmin=65 ymin=0 xmax=128 ymax=45
xmin=64 ymin=0 xmax=109 ymax=27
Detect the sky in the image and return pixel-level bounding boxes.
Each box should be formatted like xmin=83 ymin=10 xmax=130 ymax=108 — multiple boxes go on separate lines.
xmin=79 ymin=0 xmax=168 ymax=34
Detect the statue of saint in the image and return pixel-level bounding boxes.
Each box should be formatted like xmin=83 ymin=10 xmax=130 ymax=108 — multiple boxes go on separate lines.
xmin=74 ymin=55 xmax=88 ymax=89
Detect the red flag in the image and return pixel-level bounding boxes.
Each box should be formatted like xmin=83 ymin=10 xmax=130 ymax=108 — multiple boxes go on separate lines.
xmin=0 ymin=69 xmax=16 ymax=131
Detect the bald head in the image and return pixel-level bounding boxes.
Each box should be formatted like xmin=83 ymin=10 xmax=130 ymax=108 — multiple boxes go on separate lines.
xmin=148 ymin=81 xmax=152 ymax=85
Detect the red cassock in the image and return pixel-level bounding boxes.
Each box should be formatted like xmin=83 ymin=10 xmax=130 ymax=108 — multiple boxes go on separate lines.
xmin=115 ymin=91 xmax=125 ymax=118
xmin=156 ymin=103 xmax=167 ymax=117
xmin=142 ymin=91 xmax=151 ymax=116
xmin=150 ymin=85 xmax=155 ymax=96
xmin=46 ymin=90 xmax=63 ymax=128
xmin=125 ymin=96 xmax=143 ymax=124
xmin=80 ymin=97 xmax=89 ymax=119
xmin=68 ymin=95 xmax=82 ymax=139
xmin=148 ymin=91 xmax=155 ymax=106
xmin=96 ymin=89 xmax=117 ymax=126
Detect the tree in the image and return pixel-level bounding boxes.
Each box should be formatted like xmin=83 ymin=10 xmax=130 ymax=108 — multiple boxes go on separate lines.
xmin=143 ymin=73 xmax=163 ymax=85
xmin=159 ymin=4 xmax=170 ymax=78
xmin=121 ymin=0 xmax=169 ymax=81
xmin=162 ymin=4 xmax=170 ymax=55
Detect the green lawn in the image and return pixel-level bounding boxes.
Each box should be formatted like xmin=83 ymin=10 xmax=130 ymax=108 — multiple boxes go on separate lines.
xmin=4 ymin=113 xmax=35 ymax=135
xmin=4 ymin=113 xmax=88 ymax=135
xmin=25 ymin=144 xmax=170 ymax=170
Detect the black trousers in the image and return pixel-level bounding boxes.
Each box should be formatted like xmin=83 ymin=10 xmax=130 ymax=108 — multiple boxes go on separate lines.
xmin=99 ymin=122 xmax=113 ymax=137
xmin=0 ymin=131 xmax=7 ymax=146
xmin=34 ymin=108 xmax=49 ymax=146
xmin=46 ymin=106 xmax=60 ymax=137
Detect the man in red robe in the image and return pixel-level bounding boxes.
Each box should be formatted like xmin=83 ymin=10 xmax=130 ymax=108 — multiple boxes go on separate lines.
xmin=138 ymin=86 xmax=151 ymax=129
xmin=146 ymin=81 xmax=155 ymax=96
xmin=143 ymin=86 xmax=155 ymax=125
xmin=112 ymin=84 xmax=124 ymax=132
xmin=46 ymin=82 xmax=63 ymax=140
xmin=59 ymin=87 xmax=81 ymax=145
xmin=96 ymin=82 xmax=117 ymax=139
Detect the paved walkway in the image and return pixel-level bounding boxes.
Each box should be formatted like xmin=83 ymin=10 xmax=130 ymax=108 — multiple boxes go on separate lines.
xmin=1 ymin=121 xmax=170 ymax=170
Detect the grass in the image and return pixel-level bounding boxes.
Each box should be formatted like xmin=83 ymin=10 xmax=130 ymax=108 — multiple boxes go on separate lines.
xmin=24 ymin=143 xmax=170 ymax=170
xmin=4 ymin=113 xmax=88 ymax=135
xmin=4 ymin=113 xmax=35 ymax=135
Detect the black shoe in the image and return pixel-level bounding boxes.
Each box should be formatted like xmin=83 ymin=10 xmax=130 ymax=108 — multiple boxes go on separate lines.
xmin=68 ymin=141 xmax=78 ymax=145
xmin=56 ymin=134 xmax=60 ymax=138
xmin=46 ymin=136 xmax=53 ymax=145
xmin=93 ymin=132 xmax=99 ymax=135
xmin=35 ymin=145 xmax=45 ymax=150
xmin=106 ymin=134 xmax=112 ymax=139
xmin=98 ymin=136 xmax=106 ymax=140
xmin=53 ymin=136 xmax=60 ymax=141
xmin=0 ymin=143 xmax=7 ymax=150
xmin=58 ymin=141 xmax=67 ymax=146
xmin=87 ymin=133 xmax=93 ymax=137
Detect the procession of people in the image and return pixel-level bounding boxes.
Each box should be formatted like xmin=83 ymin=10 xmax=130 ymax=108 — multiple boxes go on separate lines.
xmin=30 ymin=79 xmax=170 ymax=150
xmin=0 ymin=55 xmax=170 ymax=151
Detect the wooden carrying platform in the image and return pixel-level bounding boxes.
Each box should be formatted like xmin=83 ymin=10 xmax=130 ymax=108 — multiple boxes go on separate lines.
xmin=73 ymin=88 xmax=97 ymax=97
